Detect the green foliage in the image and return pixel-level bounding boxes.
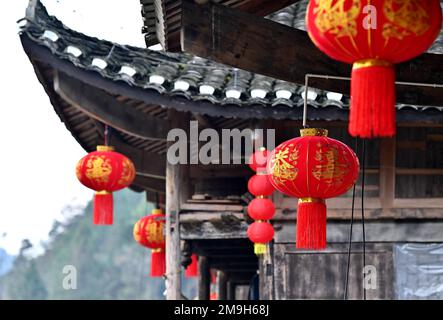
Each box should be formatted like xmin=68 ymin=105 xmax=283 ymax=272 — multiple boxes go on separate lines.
xmin=0 ymin=190 xmax=196 ymax=300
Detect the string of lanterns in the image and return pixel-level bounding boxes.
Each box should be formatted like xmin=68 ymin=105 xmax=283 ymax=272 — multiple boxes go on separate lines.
xmin=246 ymin=148 xmax=276 ymax=255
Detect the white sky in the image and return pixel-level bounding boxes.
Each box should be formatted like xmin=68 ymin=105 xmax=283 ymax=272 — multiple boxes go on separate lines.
xmin=0 ymin=0 xmax=145 ymax=255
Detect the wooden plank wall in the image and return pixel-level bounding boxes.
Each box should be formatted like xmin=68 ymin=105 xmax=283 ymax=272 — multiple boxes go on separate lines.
xmin=266 ymin=243 xmax=394 ymax=300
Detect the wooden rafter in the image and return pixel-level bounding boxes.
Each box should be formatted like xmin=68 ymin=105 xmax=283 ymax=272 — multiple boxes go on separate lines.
xmin=54 ymin=71 xmax=169 ymax=141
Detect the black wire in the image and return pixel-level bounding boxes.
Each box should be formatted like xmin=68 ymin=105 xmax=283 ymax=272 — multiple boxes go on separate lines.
xmin=344 ymin=138 xmax=358 ymax=300
xmin=361 ymin=139 xmax=367 ymax=300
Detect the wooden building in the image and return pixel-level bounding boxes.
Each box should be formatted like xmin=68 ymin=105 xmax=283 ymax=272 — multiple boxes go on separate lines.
xmin=20 ymin=0 xmax=443 ymax=299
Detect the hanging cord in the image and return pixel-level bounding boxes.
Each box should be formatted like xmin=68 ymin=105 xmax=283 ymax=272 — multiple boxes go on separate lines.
xmin=303 ymin=75 xmax=310 ymax=128
xmin=361 ymin=140 xmax=367 ymax=300
xmin=155 ymin=192 xmax=160 ymax=210
xmin=344 ymin=137 xmax=358 ymax=300
xmin=104 ymin=124 xmax=110 ymax=146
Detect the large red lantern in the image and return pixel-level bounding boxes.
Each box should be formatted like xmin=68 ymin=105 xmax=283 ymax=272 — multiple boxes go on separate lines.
xmin=133 ymin=208 xmax=166 ymax=277
xmin=267 ymin=129 xmax=359 ymax=249
xmin=76 ymin=145 xmax=136 ymax=225
xmin=306 ymin=0 xmax=442 ymax=138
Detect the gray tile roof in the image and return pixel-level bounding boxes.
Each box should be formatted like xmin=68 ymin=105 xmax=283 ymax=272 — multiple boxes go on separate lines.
xmin=20 ymin=1 xmax=443 ymax=115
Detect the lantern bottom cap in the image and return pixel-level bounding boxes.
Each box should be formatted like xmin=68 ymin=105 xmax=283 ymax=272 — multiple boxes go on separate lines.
xmin=254 ymin=243 xmax=267 ymax=255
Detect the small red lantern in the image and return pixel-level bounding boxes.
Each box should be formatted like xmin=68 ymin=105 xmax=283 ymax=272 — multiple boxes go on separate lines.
xmin=247 ymin=221 xmax=275 ymax=254
xmin=76 ymin=145 xmax=136 ymax=225
xmin=267 ymin=129 xmax=359 ymax=250
xmin=248 ymin=147 xmax=270 ymax=172
xmin=133 ymin=208 xmax=166 ymax=277
xmin=247 ymin=175 xmax=275 ymax=197
xmin=306 ymin=0 xmax=442 ymax=138
xmin=185 ymin=254 xmax=199 ymax=277
xmin=247 ymin=198 xmax=275 ymax=221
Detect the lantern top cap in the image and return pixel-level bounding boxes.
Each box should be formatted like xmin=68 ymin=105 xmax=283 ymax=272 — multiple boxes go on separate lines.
xmin=152 ymin=208 xmax=163 ymax=215
xmin=96 ymin=145 xmax=115 ymax=152
xmin=300 ymin=128 xmax=328 ymax=137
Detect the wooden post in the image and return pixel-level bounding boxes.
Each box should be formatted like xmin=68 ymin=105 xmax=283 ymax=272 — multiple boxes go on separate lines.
xmin=198 ymin=256 xmax=210 ymax=300
xmin=227 ymin=281 xmax=236 ymax=300
xmin=165 ymin=110 xmax=187 ymax=300
xmin=217 ymin=271 xmax=228 ymax=300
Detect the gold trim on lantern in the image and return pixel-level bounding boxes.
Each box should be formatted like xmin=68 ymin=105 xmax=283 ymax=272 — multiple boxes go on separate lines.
xmin=256 ymin=170 xmax=269 ymax=176
xmin=152 ymin=208 xmax=163 ymax=215
xmin=300 ymin=128 xmax=328 ymax=137
xmin=96 ymin=145 xmax=115 ymax=152
xmin=353 ymin=59 xmax=392 ymax=70
xmin=298 ymin=197 xmax=325 ymax=204
xmin=152 ymin=248 xmax=163 ymax=253
xmin=96 ymin=190 xmax=111 ymax=195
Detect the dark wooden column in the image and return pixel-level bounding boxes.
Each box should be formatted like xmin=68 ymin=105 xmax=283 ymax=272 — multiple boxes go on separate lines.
xmin=165 ymin=110 xmax=189 ymax=300
xmin=227 ymin=281 xmax=236 ymax=300
xmin=198 ymin=256 xmax=210 ymax=300
xmin=217 ymin=271 xmax=228 ymax=300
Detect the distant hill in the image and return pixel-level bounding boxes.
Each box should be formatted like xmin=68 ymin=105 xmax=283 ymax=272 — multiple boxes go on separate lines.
xmin=0 ymin=248 xmax=14 ymax=277
xmin=0 ymin=189 xmax=196 ymax=300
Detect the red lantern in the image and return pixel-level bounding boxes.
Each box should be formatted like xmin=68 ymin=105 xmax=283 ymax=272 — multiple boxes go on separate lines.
xmin=247 ymin=174 xmax=275 ymax=197
xmin=247 ymin=221 xmax=275 ymax=254
xmin=248 ymin=147 xmax=270 ymax=172
xmin=268 ymin=128 xmax=359 ymax=249
xmin=133 ymin=208 xmax=166 ymax=277
xmin=185 ymin=254 xmax=199 ymax=277
xmin=247 ymin=198 xmax=275 ymax=221
xmin=306 ymin=0 xmax=442 ymax=138
xmin=76 ymin=145 xmax=135 ymax=225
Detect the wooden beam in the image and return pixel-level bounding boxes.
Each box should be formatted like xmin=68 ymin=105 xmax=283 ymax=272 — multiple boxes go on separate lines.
xmin=233 ymin=0 xmax=300 ymax=16
xmin=54 ymin=71 xmax=169 ymax=140
xmin=181 ymin=203 xmax=244 ymax=212
xmin=198 ymin=256 xmax=210 ymax=300
xmin=93 ymin=121 xmax=166 ymax=180
xmin=181 ymin=1 xmax=443 ymax=106
xmin=133 ymin=175 xmax=165 ymax=193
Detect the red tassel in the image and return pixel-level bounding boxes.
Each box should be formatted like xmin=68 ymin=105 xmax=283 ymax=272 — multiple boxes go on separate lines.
xmin=349 ymin=61 xmax=396 ymax=138
xmin=296 ymin=199 xmax=326 ymax=250
xmin=93 ymin=191 xmax=113 ymax=225
xmin=151 ymin=249 xmax=166 ymax=277
xmin=185 ymin=254 xmax=199 ymax=277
